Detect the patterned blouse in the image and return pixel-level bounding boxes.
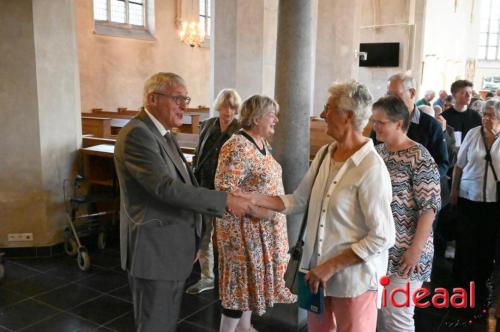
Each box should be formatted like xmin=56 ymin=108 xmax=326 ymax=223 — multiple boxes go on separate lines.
xmin=376 ymin=143 xmax=441 ymax=281
xmin=214 ymin=132 xmax=296 ymax=315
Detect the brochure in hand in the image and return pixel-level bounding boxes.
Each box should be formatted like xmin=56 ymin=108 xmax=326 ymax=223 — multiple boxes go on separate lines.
xmin=298 ymin=271 xmax=324 ymax=314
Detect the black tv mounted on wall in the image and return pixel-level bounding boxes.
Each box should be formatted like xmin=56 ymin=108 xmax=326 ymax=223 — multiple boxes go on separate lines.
xmin=359 ymin=42 xmax=400 ymax=67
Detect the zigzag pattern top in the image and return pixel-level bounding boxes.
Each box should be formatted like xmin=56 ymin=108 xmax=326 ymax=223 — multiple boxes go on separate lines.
xmin=376 ymin=143 xmax=441 ymax=281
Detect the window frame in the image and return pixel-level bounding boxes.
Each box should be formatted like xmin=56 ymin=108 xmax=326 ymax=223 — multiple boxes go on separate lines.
xmin=199 ymin=0 xmax=211 ymax=40
xmin=93 ymin=0 xmax=154 ymax=40
xmin=478 ymin=0 xmax=500 ymax=61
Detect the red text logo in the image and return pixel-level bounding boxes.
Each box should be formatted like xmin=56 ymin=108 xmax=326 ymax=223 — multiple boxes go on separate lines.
xmin=380 ymin=276 xmax=475 ymax=309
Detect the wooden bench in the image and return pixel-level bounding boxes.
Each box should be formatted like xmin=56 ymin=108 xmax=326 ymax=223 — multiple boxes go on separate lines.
xmin=82 ymin=116 xmax=112 ymax=138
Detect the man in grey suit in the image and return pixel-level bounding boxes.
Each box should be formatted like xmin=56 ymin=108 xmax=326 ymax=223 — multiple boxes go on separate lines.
xmin=114 ymin=72 xmax=249 ymax=331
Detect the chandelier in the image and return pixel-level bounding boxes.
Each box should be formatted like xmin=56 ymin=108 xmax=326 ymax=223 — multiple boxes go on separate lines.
xmin=178 ymin=21 xmax=205 ymax=48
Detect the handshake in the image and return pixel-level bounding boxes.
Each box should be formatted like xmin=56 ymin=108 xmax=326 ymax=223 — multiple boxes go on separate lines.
xmin=226 ymin=192 xmax=281 ymax=218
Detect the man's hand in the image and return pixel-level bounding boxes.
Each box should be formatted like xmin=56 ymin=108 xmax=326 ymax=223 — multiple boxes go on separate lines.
xmin=226 ymin=192 xmax=250 ymax=217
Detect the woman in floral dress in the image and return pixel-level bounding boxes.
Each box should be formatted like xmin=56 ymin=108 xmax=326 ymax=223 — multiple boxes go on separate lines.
xmin=214 ymin=95 xmax=296 ymax=332
xmin=372 ymin=96 xmax=441 ymax=332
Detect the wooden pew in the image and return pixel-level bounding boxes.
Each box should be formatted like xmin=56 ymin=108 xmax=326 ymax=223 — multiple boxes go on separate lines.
xmin=310 ymin=117 xmax=333 ymax=159
xmin=85 ymin=109 xmax=205 ymax=135
xmin=82 ymin=116 xmax=112 ymax=138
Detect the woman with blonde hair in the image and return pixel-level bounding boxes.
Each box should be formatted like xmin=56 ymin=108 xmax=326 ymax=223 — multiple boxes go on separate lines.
xmin=215 ymin=95 xmax=296 ymax=332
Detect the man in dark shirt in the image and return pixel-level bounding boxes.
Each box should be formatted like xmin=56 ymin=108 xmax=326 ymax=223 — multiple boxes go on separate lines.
xmin=373 ymin=73 xmax=449 ymax=177
xmin=441 ymin=80 xmax=482 ymax=145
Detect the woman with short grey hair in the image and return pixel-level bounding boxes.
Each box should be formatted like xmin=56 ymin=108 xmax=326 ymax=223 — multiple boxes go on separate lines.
xmin=240 ymin=82 xmax=395 ymax=331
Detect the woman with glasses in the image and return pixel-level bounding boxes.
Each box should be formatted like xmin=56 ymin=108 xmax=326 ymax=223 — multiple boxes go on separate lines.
xmin=214 ymin=95 xmax=296 ymax=332
xmin=372 ymin=96 xmax=441 ymax=332
xmin=450 ymin=99 xmax=500 ymax=324
xmin=240 ymin=82 xmax=396 ymax=332
xmin=186 ymin=89 xmax=241 ymax=295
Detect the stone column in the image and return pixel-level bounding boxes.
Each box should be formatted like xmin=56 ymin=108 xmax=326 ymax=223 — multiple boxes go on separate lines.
xmin=210 ymin=0 xmax=278 ymax=115
xmin=268 ymin=0 xmax=314 ymax=329
xmin=313 ymin=0 xmax=362 ymax=115
xmin=0 ymin=0 xmax=81 ymax=248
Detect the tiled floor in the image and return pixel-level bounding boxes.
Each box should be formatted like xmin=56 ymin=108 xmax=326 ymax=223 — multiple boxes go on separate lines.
xmin=0 ymin=240 xmax=496 ymax=331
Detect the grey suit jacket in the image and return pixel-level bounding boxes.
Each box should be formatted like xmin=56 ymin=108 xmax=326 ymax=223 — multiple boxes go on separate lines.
xmin=114 ymin=111 xmax=227 ymax=280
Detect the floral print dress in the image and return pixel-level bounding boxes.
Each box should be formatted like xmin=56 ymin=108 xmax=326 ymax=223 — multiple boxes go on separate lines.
xmin=214 ymin=132 xmax=297 ymax=315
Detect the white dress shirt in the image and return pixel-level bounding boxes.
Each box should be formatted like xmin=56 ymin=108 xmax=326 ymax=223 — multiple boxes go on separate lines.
xmin=144 ymin=108 xmax=168 ymax=136
xmin=281 ymin=140 xmax=395 ymax=299
xmin=456 ymin=126 xmax=500 ymax=202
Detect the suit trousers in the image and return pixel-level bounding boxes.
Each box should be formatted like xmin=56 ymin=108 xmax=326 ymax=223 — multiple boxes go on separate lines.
xmin=128 ymin=274 xmax=185 ymax=332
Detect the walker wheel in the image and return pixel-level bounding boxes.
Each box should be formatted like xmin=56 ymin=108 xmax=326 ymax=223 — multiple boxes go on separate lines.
xmin=64 ymin=238 xmax=78 ymax=257
xmin=77 ymin=247 xmax=91 ymax=271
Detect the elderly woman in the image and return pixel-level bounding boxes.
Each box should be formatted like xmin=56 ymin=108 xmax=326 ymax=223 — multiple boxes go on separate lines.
xmin=214 ymin=95 xmax=296 ymax=332
xmin=186 ymin=89 xmax=241 ymax=295
xmin=451 ymin=99 xmax=500 ymax=322
xmin=372 ymin=96 xmax=441 ymax=332
xmin=243 ymin=81 xmax=395 ymax=332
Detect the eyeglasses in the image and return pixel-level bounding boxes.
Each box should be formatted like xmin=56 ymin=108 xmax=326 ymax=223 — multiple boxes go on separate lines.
xmin=154 ymin=92 xmax=191 ymax=105
xmin=372 ymin=119 xmax=393 ymax=127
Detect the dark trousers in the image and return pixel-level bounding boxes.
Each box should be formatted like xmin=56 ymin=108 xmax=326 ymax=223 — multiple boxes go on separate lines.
xmin=453 ymin=198 xmax=500 ymax=308
xmin=128 ymin=275 xmax=185 ymax=332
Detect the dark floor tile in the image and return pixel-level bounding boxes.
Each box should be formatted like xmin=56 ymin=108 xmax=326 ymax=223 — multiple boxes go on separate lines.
xmin=183 ymin=302 xmax=221 ymax=329
xmin=11 ymin=256 xmax=73 ymax=273
xmin=76 ymin=269 xmax=128 ymax=293
xmin=34 ymin=283 xmax=102 ymax=310
xmin=18 ymin=312 xmax=100 ymax=332
xmin=101 ymin=311 xmax=135 ymax=332
xmin=177 ymin=320 xmax=215 ymax=332
xmin=69 ymin=294 xmax=132 ymax=325
xmin=43 ymin=259 xmax=102 ymax=282
xmin=1 ymin=272 xmax=67 ymax=297
xmin=0 ymin=260 xmax=40 ymax=285
xmin=0 ymin=287 xmax=27 ymax=309
xmin=179 ymin=293 xmax=215 ymax=321
xmin=0 ymin=299 xmax=59 ymax=331
xmin=108 ymin=285 xmax=132 ymax=303
xmin=0 ymin=326 xmax=10 ymax=331
xmin=87 ymin=251 xmax=121 ymax=270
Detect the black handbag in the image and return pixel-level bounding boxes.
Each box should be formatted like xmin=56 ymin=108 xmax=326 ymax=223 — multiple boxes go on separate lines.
xmin=480 ymin=127 xmax=499 ymax=203
xmin=285 ymin=147 xmax=330 ymax=294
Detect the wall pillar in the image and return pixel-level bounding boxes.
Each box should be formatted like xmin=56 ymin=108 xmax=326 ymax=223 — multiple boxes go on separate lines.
xmin=0 ymin=0 xmax=81 ymax=248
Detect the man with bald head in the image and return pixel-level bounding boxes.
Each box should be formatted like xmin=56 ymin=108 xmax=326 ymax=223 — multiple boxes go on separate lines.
xmin=114 ymin=72 xmax=250 ymax=331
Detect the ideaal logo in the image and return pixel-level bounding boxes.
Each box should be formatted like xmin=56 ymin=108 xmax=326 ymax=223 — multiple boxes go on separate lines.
xmin=380 ymin=276 xmax=475 ymax=308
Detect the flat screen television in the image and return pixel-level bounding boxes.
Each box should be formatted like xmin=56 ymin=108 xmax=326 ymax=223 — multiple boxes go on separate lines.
xmin=359 ymin=42 xmax=400 ymax=67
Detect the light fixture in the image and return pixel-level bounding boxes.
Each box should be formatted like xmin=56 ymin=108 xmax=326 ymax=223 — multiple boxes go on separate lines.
xmin=176 ymin=0 xmax=205 ymax=47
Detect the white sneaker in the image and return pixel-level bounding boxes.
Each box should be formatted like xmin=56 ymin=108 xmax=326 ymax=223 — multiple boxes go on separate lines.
xmin=235 ymin=325 xmax=258 ymax=332
xmin=185 ymin=279 xmax=214 ymax=294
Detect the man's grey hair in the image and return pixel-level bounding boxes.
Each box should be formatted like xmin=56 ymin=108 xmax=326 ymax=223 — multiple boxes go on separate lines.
xmin=388 ymin=73 xmax=416 ymax=91
xmin=213 ymin=89 xmax=242 ymax=113
xmin=471 ymin=99 xmax=486 ymax=112
xmin=239 ymin=95 xmax=279 ymax=130
xmin=425 ymin=90 xmax=435 ymax=98
xmin=328 ymin=81 xmax=373 ymax=131
xmin=143 ymin=72 xmax=186 ymax=105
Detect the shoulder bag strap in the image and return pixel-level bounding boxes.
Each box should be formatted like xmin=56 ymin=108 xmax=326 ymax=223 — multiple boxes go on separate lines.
xmin=294 ymin=145 xmax=330 ymax=248
xmin=481 ymin=126 xmax=498 ymax=202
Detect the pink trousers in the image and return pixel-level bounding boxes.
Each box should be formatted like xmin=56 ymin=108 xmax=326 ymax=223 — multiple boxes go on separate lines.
xmin=307 ymin=291 xmax=377 ymax=332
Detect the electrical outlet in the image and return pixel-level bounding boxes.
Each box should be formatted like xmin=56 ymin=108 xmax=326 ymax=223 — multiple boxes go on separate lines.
xmin=8 ymin=233 xmax=33 ymax=242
